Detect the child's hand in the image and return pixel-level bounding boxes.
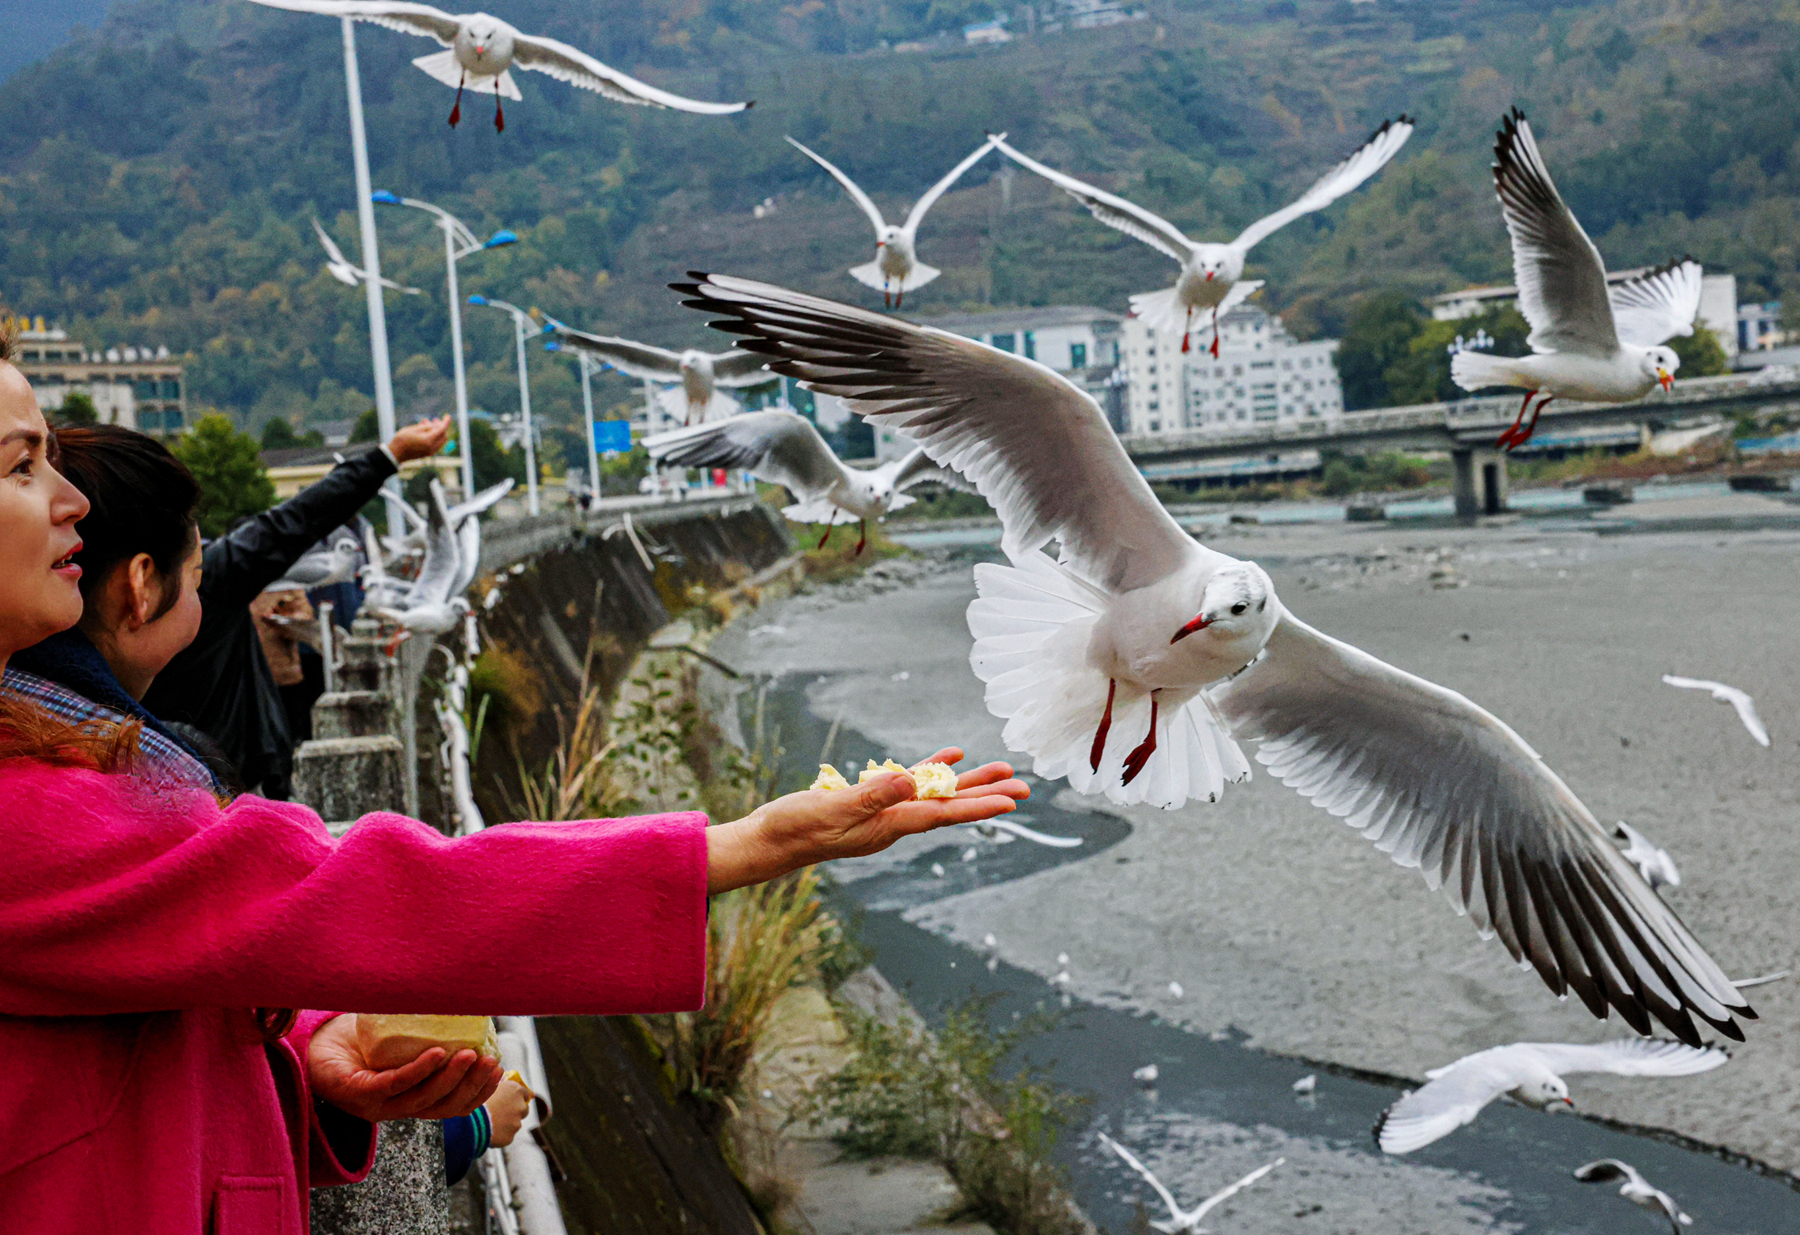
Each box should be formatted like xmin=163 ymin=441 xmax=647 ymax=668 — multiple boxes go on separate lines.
xmin=485 ymin=1077 xmax=533 ymax=1148
xmin=307 ymin=1014 xmax=502 ymax=1122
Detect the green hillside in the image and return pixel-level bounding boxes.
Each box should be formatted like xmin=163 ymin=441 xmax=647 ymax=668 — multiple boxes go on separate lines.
xmin=4 ymin=0 xmax=1799 ymax=442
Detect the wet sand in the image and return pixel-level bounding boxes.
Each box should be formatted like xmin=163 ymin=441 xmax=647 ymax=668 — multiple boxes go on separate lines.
xmin=715 ymin=510 xmax=1800 ymax=1177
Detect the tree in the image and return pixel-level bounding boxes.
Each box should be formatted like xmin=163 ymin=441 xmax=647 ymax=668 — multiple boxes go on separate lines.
xmin=174 ymin=413 xmax=276 ymax=538
xmin=260 ymin=416 xmax=323 ymax=450
xmin=350 ymin=408 xmax=381 ymax=444
xmin=54 ymin=391 xmax=99 ymax=427
xmin=468 ymin=416 xmax=528 ymax=492
xmin=1670 ymin=321 xmax=1730 ymax=378
xmin=1335 ymin=292 xmax=1426 ymax=410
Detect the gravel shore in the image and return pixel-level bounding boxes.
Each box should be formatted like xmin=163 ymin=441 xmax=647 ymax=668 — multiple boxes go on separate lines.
xmin=716 ymin=507 xmax=1800 ymax=1177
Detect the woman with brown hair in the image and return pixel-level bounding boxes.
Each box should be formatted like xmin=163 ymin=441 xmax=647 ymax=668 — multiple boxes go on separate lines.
xmin=0 ymin=350 xmax=1028 ymax=1231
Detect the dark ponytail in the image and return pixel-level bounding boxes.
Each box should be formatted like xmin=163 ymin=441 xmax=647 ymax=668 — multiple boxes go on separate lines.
xmin=53 ymin=427 xmax=200 ymax=620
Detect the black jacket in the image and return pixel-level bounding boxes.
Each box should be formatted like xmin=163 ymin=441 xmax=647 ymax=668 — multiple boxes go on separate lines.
xmin=143 ymin=446 xmax=397 ymax=794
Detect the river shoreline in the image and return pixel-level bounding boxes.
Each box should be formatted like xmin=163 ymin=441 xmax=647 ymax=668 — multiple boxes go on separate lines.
xmin=714 ymin=508 xmax=1800 ymax=1184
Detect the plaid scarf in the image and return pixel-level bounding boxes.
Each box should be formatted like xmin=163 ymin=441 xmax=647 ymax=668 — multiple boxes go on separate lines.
xmin=0 ymin=665 xmax=216 ymax=791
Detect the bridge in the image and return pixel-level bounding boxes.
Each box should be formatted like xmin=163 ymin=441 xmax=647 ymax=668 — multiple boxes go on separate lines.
xmin=1121 ymin=373 xmax=1800 ymax=518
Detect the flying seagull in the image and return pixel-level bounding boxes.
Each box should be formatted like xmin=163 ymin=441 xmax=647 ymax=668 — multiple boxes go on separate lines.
xmin=312 ymin=218 xmax=421 ymax=295
xmin=370 ymin=478 xmax=470 ymax=636
xmin=265 ymin=526 xmax=364 ymax=592
xmin=990 ymin=120 xmax=1411 ymax=356
xmin=667 ymin=271 xmax=1758 ymax=1047
xmin=1096 ymin=1133 xmax=1281 ymax=1234
xmin=543 ymin=320 xmax=769 ymax=424
xmin=1453 ymin=110 xmax=1700 ymax=450
xmin=247 ymin=1 xmax=750 ymax=131
xmin=1374 ymin=1039 xmax=1728 ymax=1154
xmin=1612 ymin=821 xmax=1680 ymax=891
xmin=1661 ymin=674 xmax=1770 ymax=746
xmin=967 ymin=818 xmax=1083 ymax=847
xmin=644 ymin=408 xmax=968 ymax=553
xmin=785 ymin=133 xmax=1001 ymax=307
xmin=1573 ymin=1159 xmax=1693 ymax=1234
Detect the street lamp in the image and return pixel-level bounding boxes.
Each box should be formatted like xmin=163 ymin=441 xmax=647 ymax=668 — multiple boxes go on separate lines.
xmin=543 ymin=335 xmax=603 ymax=506
xmin=371 ymin=191 xmax=516 ymax=497
xmin=467 ymin=295 xmax=540 ymax=516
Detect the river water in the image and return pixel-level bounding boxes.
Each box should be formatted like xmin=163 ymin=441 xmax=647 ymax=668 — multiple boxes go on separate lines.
xmin=743 ymin=676 xmax=1800 ymax=1235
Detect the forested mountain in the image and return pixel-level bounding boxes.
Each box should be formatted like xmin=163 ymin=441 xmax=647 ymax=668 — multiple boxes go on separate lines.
xmin=5 ymin=0 xmax=1800 ymax=442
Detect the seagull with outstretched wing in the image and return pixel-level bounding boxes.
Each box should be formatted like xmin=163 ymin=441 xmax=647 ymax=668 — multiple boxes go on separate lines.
xmin=543 ymin=321 xmax=768 ymax=424
xmin=312 ymin=218 xmax=420 ymax=295
xmin=248 ymin=1 xmax=749 ymax=131
xmin=370 ymin=478 xmax=469 ymax=637
xmin=1611 ymin=821 xmax=1681 ymax=891
xmin=662 ymin=271 xmax=1758 ymax=1049
xmin=786 ymin=134 xmax=1001 ymax=307
xmin=1375 ymin=1039 xmax=1728 ymax=1154
xmin=1452 ymin=109 xmax=1701 ymax=449
xmin=990 ymin=119 xmax=1411 ymax=356
xmin=1661 ymin=674 xmax=1770 ymax=746
xmin=1573 ymin=1159 xmax=1693 ymax=1233
xmin=644 ymin=408 xmax=960 ymax=553
xmin=1095 ymin=1133 xmax=1281 ymax=1234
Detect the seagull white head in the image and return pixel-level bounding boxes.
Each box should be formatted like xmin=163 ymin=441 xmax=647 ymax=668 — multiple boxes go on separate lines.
xmin=1641 ymin=345 xmax=1680 ymax=391
xmin=1171 ymin=561 xmax=1277 ymax=646
xmin=1191 ymin=244 xmax=1233 ymax=282
xmin=1511 ymin=1070 xmax=1574 ymax=1112
xmin=458 ymin=14 xmax=512 ymax=65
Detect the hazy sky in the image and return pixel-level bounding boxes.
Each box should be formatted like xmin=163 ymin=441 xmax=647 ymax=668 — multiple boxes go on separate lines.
xmin=0 ymin=0 xmax=113 ymax=82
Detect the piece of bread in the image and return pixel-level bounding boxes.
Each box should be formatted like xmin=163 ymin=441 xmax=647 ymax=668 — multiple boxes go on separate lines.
xmin=858 ymin=758 xmax=911 ymax=783
xmin=355 ymin=1014 xmax=499 ymax=1071
xmin=909 ymin=761 xmax=958 ymax=799
xmin=811 ymin=763 xmax=852 ymax=792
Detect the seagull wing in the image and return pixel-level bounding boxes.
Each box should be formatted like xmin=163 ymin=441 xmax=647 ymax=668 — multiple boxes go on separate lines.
xmin=1659 ymin=675 xmax=1723 ymax=692
xmin=989 ymin=135 xmax=1194 ymax=264
xmin=1492 ymin=109 xmax=1619 ymax=357
xmin=1096 ymin=1134 xmax=1184 ymax=1224
xmin=445 ymin=478 xmax=513 ymax=526
xmin=1525 ymin=1038 xmax=1731 ymax=1079
xmin=509 ymin=32 xmax=750 ymax=113
xmin=311 ymin=217 xmax=352 ymax=268
xmin=708 ymin=350 xmax=775 ymax=386
xmin=1725 ymin=691 xmax=1771 ymax=746
xmin=1230 ymin=116 xmax=1414 ymax=252
xmin=785 ymin=137 xmax=888 ymax=235
xmin=406 ymin=479 xmax=463 ymax=606
xmin=1191 ymin=1158 xmax=1283 ymax=1221
xmin=672 ymin=273 xmax=1208 ymax=594
xmin=1375 ymin=1050 xmax=1523 ymax=1153
xmin=247 ymin=0 xmax=461 ymax=43
xmin=1573 ymin=1158 xmax=1639 ymax=1185
xmin=1610 ymin=259 xmax=1704 ymax=348
xmin=452 ymin=513 xmax=481 ymax=597
xmin=889 ymin=445 xmax=976 ymax=494
xmin=1211 ymin=613 xmax=1751 ymax=1046
xmin=983 ymin=818 xmax=1082 ymax=847
xmin=902 ymin=135 xmax=1000 ymax=236
xmin=548 ymin=326 xmax=685 ymax=381
xmin=644 ymin=409 xmax=847 ymax=500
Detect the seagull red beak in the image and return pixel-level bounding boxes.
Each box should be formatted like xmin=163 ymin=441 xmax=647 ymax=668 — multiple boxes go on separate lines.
xmin=1171 ymin=614 xmax=1211 ymax=643
xmin=1658 ymin=368 xmax=1673 ymax=391
xmin=1204 ymin=271 xmax=1215 ymax=281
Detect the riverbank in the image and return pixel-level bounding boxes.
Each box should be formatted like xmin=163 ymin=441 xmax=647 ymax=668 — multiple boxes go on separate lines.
xmin=714 ymin=510 xmax=1800 ymax=1180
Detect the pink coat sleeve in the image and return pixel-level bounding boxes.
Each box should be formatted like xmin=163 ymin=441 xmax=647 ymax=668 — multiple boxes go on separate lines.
xmin=281 ymin=1011 xmax=379 ymax=1187
xmin=0 ymin=762 xmax=710 ymax=1018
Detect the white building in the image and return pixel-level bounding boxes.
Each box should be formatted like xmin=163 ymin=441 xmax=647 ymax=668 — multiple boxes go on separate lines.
xmin=1121 ymin=304 xmax=1344 ymax=436
xmin=1429 ymin=270 xmax=1739 ymax=359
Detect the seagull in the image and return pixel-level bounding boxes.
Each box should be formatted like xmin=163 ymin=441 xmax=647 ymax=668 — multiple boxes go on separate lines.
xmin=785 ymin=134 xmax=1000 ymax=308
xmin=1612 ymin=822 xmax=1681 ymax=891
xmin=445 ymin=478 xmax=513 ymax=598
xmin=370 ymin=478 xmax=471 ymax=637
xmin=967 ymin=818 xmax=1083 ymax=847
xmin=990 ymin=120 xmax=1410 ymax=356
xmin=1453 ymin=109 xmax=1701 ymax=450
xmin=265 ymin=526 xmax=363 ymax=591
xmin=248 ymin=1 xmax=750 ymax=132
xmin=1167 ymin=982 xmax=1184 ymax=1000
xmin=543 ymin=321 xmax=769 ymax=424
xmin=1573 ymin=1159 xmax=1693 ymax=1233
xmin=1661 ymin=674 xmax=1770 ymax=746
xmin=669 ymin=271 xmax=1758 ymax=1047
xmin=644 ymin=409 xmax=968 ymax=553
xmin=1374 ymin=1039 xmax=1729 ymax=1154
xmin=357 ymin=517 xmax=413 ymax=611
xmin=1096 ymin=1133 xmax=1281 ymax=1235
xmin=1133 ymin=1063 xmax=1160 ymax=1085
xmin=1291 ymin=1074 xmax=1316 ymax=1094
xmin=312 ymin=218 xmax=421 ymax=295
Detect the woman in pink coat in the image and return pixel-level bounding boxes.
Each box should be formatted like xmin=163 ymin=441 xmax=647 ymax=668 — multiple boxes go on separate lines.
xmin=0 ymin=352 xmax=1027 ymax=1232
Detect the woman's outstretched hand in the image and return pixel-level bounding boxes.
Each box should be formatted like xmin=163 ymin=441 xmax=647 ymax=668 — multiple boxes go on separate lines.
xmin=308 ymin=1014 xmax=504 ymax=1122
xmin=707 ymin=747 xmax=1029 ymax=893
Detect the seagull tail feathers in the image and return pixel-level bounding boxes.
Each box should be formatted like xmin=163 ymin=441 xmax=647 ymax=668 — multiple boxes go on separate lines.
xmin=1127 ymin=285 xmax=1187 ymax=337
xmin=897 ymin=262 xmax=941 ymax=292
xmin=969 ymin=550 xmax=1249 ymax=811
xmin=782 ymin=499 xmax=860 ymax=525
xmin=410 ymin=51 xmax=521 ymax=98
xmin=1449 ymin=349 xmax=1523 ymax=393
xmin=848 ymin=260 xmax=890 ymax=291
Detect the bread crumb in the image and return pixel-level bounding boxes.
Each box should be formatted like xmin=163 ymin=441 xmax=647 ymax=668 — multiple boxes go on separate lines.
xmin=811 ymin=764 xmax=852 ymax=792
xmin=859 ymin=758 xmax=910 ymax=783
xmin=909 ymin=761 xmax=958 ymax=799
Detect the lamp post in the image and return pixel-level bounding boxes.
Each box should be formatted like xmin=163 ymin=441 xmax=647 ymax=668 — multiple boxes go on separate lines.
xmin=467 ymin=295 xmax=540 ymax=516
xmin=544 ymin=338 xmax=603 ymax=505
xmin=371 ymin=192 xmax=516 ymax=498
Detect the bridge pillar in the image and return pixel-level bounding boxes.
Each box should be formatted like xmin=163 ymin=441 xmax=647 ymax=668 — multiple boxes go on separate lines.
xmin=1452 ymin=448 xmax=1508 ymax=520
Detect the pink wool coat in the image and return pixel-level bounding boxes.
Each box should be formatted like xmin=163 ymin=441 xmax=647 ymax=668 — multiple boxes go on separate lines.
xmin=0 ymin=761 xmax=710 ymax=1234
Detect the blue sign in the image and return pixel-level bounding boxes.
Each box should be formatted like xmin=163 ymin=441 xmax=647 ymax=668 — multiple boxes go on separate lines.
xmin=594 ymin=420 xmax=633 ymax=453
